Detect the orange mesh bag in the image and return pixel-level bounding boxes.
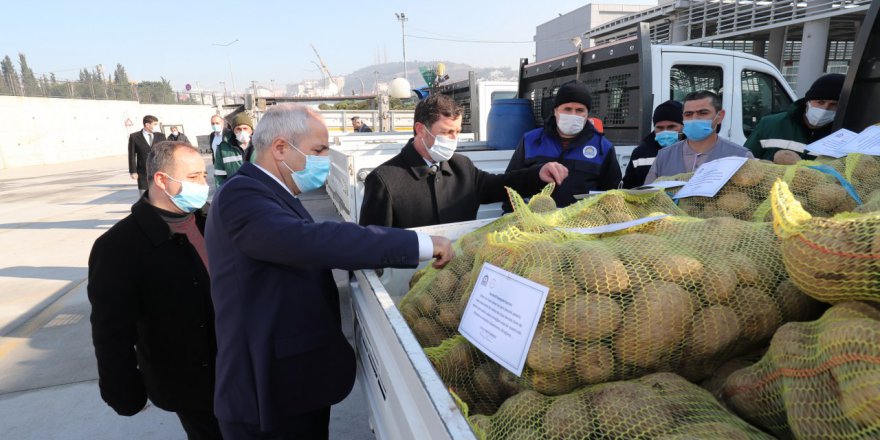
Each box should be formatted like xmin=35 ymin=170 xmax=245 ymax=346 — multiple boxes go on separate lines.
xmin=771 ymin=179 xmax=880 ymax=304
xmin=656 ymin=159 xmax=865 ymax=221
xmin=722 ymin=301 xmax=880 ymax=439
xmin=469 ymin=372 xmax=774 ymax=439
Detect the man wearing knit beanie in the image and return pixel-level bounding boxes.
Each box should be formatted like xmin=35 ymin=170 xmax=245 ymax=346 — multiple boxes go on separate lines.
xmin=622 ymin=100 xmax=684 ymax=188
xmin=745 ymin=73 xmax=845 ymax=164
xmin=214 ymin=112 xmax=256 ymax=186
xmin=504 ymin=80 xmax=621 ymax=210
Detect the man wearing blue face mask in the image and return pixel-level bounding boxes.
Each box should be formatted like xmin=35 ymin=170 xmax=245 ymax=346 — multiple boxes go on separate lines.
xmin=359 ymin=94 xmax=568 ymax=228
xmin=88 ymin=141 xmax=221 ymax=439
xmin=205 ymin=103 xmax=455 ymax=439
xmin=644 ymin=90 xmax=753 ymax=184
xmin=745 ymin=73 xmax=845 ymax=165
xmin=622 ymin=100 xmax=684 ymax=188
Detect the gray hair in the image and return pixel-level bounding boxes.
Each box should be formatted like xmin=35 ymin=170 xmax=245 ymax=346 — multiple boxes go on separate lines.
xmin=146 ymin=141 xmax=198 ymax=184
xmin=252 ymin=103 xmax=321 ymax=154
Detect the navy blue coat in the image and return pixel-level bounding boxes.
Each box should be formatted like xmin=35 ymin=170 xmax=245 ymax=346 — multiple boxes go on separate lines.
xmin=205 ymin=162 xmax=420 ymax=430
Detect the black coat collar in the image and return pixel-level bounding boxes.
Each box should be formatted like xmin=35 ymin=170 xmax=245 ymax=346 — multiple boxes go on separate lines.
xmin=131 ymin=193 xmax=209 ymax=247
xmin=401 ymin=140 xmax=452 ymax=180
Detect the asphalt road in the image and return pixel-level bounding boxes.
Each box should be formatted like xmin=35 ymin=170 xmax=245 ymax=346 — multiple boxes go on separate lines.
xmin=0 ymin=155 xmax=375 ymax=440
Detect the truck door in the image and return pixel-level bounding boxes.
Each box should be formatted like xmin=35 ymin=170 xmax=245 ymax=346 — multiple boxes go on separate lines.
xmin=732 ymin=57 xmax=795 ymax=145
xmin=660 ymin=50 xmax=733 ymax=138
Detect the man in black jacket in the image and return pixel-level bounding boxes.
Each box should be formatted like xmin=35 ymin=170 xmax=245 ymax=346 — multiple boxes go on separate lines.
xmin=622 ymin=100 xmax=684 ymax=188
xmin=128 ymin=115 xmax=167 ymax=196
xmin=88 ymin=141 xmax=220 ymax=439
xmin=359 ymin=94 xmax=568 ymax=228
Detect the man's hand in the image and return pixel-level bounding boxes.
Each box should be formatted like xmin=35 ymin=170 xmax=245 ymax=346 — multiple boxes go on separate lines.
xmin=539 ymin=162 xmax=569 ymax=185
xmin=430 ymin=236 xmax=455 ymax=269
xmin=130 ymin=173 xmax=138 ymax=180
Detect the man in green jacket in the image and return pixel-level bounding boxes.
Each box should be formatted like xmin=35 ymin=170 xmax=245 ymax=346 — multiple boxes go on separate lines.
xmin=745 ymin=73 xmax=845 ymax=164
xmin=214 ymin=113 xmax=255 ymax=186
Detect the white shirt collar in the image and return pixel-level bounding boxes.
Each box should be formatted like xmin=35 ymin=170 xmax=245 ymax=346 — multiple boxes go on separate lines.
xmin=252 ymin=163 xmax=297 ymax=198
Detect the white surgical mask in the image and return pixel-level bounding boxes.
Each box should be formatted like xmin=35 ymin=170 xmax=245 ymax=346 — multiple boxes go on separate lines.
xmin=236 ymin=131 xmax=251 ymax=145
xmin=152 ymin=125 xmax=162 ymax=133
xmin=423 ymin=129 xmax=457 ymax=163
xmin=212 ymin=124 xmax=223 ymax=133
xmin=557 ymin=113 xmax=586 ymax=136
xmin=805 ymin=103 xmax=836 ymax=127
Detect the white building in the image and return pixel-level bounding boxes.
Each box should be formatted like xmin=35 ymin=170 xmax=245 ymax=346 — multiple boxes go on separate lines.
xmin=534 ymin=2 xmax=658 ymax=62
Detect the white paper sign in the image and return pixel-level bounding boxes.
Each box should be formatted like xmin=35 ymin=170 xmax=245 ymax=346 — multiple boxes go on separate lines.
xmin=636 ymin=180 xmax=688 ymax=190
xmin=805 ymin=128 xmax=857 ymax=158
xmin=841 ymin=125 xmax=880 ymax=156
xmin=673 ymin=157 xmax=749 ymax=199
xmin=561 ymin=214 xmax=670 ymax=235
xmin=459 ymin=263 xmax=549 ymax=376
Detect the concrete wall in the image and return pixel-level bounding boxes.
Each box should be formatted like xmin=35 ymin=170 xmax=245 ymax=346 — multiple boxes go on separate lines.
xmin=0 ymin=96 xmax=216 ymax=170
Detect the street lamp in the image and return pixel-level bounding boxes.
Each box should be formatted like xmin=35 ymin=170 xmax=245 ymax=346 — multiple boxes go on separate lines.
xmin=395 ymin=13 xmax=408 ymax=85
xmin=212 ymin=39 xmax=239 ymax=96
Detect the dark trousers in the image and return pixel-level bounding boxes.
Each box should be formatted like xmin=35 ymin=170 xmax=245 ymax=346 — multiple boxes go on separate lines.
xmin=218 ymin=407 xmax=331 ymax=440
xmin=177 ymin=410 xmax=224 ymax=440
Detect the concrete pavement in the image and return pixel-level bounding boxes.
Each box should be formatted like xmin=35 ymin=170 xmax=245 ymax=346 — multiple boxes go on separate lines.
xmin=0 ymin=155 xmax=375 ymax=439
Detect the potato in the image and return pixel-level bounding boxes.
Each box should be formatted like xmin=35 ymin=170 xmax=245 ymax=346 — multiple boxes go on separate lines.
xmin=556 ymin=294 xmax=622 ymax=341
xmin=526 ymin=327 xmax=574 ymax=374
xmin=399 ymin=302 xmax=420 ymax=324
xmin=731 ymin=286 xmax=781 ymax=344
xmin=614 ymin=281 xmax=694 ymax=368
xmin=412 ymin=317 xmax=445 ymax=347
xmin=838 ymin=369 xmax=880 ymax=429
xmin=605 ymin=211 xmax=637 ymax=224
xmin=730 ymin=160 xmax=765 ymax=187
xmin=498 ymin=367 xmax=523 ymax=398
xmin=717 ymin=192 xmax=752 ymax=215
xmin=496 ymin=390 xmax=549 ymax=423
xmin=728 ymin=254 xmax=760 ymax=286
xmin=575 ymin=342 xmax=615 ymax=384
xmin=521 ymin=265 xmax=577 ymax=303
xmin=436 ymin=302 xmax=461 ymax=330
xmin=525 ymin=369 xmax=579 ymax=396
xmin=431 ymin=270 xmax=460 ymax=301
xmin=544 ymin=393 xmax=593 ymax=439
xmin=775 ymin=279 xmax=823 ymax=322
xmin=589 ymin=381 xmax=674 ymax=436
xmin=700 ymin=264 xmax=738 ymax=304
xmin=649 ymin=253 xmax=705 ymax=285
xmin=473 ymin=362 xmax=504 ymax=403
xmin=410 ymin=268 xmax=428 ymax=288
xmin=700 ymin=357 xmax=757 ymax=400
xmin=808 ymin=183 xmax=849 ymax=212
xmin=413 ymin=292 xmax=438 ymax=317
xmin=822 ymin=301 xmax=880 ymax=321
xmin=687 ymin=305 xmax=742 ymax=359
xmin=566 ymin=241 xmax=631 ymax=294
xmin=528 ymin=193 xmax=557 ymax=213
xmin=467 ymin=414 xmax=492 ymax=437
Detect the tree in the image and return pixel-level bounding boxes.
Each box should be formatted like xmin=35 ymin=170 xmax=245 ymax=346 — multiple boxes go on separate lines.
xmin=76 ymin=68 xmax=94 ymax=98
xmin=136 ymin=77 xmax=174 ymax=104
xmin=1 ymin=55 xmax=21 ymax=95
xmin=113 ymin=63 xmax=133 ymax=100
xmin=18 ymin=53 xmax=39 ymax=96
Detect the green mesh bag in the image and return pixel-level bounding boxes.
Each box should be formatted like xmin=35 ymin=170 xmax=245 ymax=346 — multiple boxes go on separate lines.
xmin=656 ymin=158 xmax=868 ymax=221
xmin=469 ymin=372 xmax=774 ymax=439
xmin=722 ymin=301 xmax=880 ymax=439
xmin=771 ymin=179 xmax=880 ymax=304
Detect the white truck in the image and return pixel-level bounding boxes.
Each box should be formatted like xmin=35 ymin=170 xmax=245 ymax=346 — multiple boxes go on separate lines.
xmin=346 ymin=23 xmax=802 ymax=440
xmin=435 ymin=73 xmax=518 ymax=142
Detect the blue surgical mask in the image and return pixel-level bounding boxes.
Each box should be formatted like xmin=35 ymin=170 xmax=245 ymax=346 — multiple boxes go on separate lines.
xmin=655 ymin=130 xmax=680 ymax=147
xmin=162 ymin=174 xmax=209 ymax=213
xmin=682 ymin=116 xmax=717 ymax=141
xmin=211 ymin=124 xmax=223 ymax=133
xmin=281 ymin=143 xmax=330 ymax=193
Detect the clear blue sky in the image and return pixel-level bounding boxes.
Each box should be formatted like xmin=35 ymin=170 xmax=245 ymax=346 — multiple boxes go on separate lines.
xmin=1 ymin=0 xmax=654 ymax=92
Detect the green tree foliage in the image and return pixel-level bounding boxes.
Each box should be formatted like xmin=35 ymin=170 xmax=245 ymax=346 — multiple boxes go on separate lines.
xmin=136 ymin=77 xmax=174 ymax=104
xmin=76 ymin=68 xmax=95 ymax=98
xmin=390 ymin=97 xmax=416 ymax=110
xmin=113 ymin=63 xmax=133 ymax=100
xmin=18 ymin=53 xmax=40 ymax=96
xmin=1 ymin=55 xmax=21 ymax=95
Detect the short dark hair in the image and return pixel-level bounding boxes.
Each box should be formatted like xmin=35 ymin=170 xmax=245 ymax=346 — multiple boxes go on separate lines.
xmin=684 ymin=90 xmax=722 ymax=112
xmin=143 ymin=115 xmax=158 ymax=126
xmin=146 ymin=141 xmax=197 ymax=184
xmin=351 ymin=116 xmax=361 ymax=122
xmin=413 ymin=94 xmax=462 ymax=130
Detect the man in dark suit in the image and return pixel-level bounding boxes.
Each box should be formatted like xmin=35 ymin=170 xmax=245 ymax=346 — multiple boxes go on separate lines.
xmin=358 ymin=94 xmax=569 ymax=229
xmin=89 ymin=141 xmax=221 ymax=439
xmin=205 ymin=103 xmax=454 ymax=439
xmin=128 ymin=115 xmax=167 ymax=196
xmin=351 ymin=116 xmax=372 ymax=132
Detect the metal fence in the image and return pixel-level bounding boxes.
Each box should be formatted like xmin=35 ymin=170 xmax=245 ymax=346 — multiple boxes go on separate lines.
xmin=0 ymin=78 xmax=243 ymax=106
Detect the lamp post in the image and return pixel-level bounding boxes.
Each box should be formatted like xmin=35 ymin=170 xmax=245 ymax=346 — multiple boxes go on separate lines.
xmin=212 ymin=39 xmax=239 ymax=96
xmin=395 ymin=13 xmax=408 ymax=85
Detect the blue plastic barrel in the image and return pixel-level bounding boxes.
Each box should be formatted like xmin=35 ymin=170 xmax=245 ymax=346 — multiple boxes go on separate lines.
xmin=486 ymin=99 xmax=535 ymax=150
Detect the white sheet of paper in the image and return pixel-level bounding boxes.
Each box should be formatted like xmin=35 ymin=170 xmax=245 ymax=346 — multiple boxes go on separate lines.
xmin=636 ymin=180 xmax=688 ymax=190
xmin=458 ymin=263 xmax=549 ymax=377
xmin=673 ymin=157 xmax=749 ymax=199
xmin=841 ymin=125 xmax=880 ymax=156
xmin=805 ymin=128 xmax=857 ymax=158
xmin=561 ymin=214 xmax=670 ymax=235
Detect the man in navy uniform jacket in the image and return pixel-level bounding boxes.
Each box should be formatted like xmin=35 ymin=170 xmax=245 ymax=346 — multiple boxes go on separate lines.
xmin=205 ymin=103 xmax=453 ymax=439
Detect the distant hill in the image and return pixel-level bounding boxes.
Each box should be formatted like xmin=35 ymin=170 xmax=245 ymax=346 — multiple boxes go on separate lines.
xmin=339 ymin=61 xmax=518 ymax=95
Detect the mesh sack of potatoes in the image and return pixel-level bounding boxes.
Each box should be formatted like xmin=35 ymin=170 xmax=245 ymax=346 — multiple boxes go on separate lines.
xmin=722 ymin=301 xmax=880 ymax=439
xmin=400 ymin=186 xmax=687 ymax=347
xmin=826 ymin=153 xmax=880 ymax=203
xmin=467 ymin=372 xmax=774 ymax=440
xmin=771 ymin=179 xmax=880 ymax=304
xmin=655 ymin=159 xmax=864 ymax=221
xmin=420 ymin=214 xmax=823 ymax=416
